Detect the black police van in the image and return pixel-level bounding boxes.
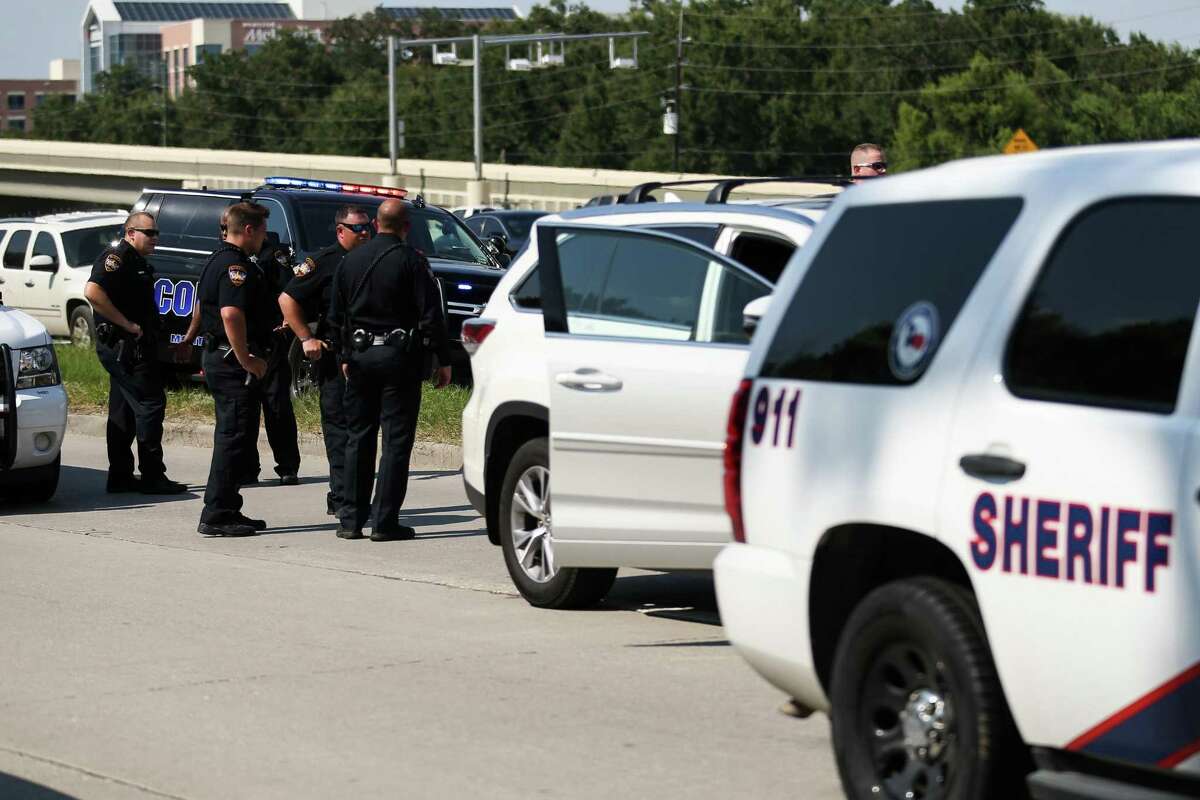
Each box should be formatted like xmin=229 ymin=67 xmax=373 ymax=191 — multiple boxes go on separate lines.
xmin=130 ymin=176 xmax=507 ymax=388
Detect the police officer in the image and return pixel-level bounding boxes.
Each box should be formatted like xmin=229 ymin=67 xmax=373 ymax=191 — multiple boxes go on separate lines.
xmin=84 ymin=212 xmax=186 ymax=495
xmin=328 ymin=199 xmax=452 ymax=541
xmin=278 ymin=204 xmax=372 ymax=520
xmin=195 ymin=202 xmax=275 ymax=537
xmin=241 ymin=233 xmax=301 ymax=486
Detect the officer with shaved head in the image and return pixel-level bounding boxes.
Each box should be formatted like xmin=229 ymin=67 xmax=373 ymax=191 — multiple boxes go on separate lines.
xmin=327 ymin=198 xmax=452 ymax=541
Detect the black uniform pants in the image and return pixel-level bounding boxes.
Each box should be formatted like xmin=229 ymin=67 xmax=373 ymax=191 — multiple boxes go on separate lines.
xmin=96 ymin=340 xmax=166 ymax=482
xmin=342 ymin=346 xmax=422 ymax=532
xmin=318 ymin=361 xmax=349 ymax=514
xmin=201 ymin=349 xmax=262 ymax=524
xmin=244 ymin=348 xmax=300 ymax=479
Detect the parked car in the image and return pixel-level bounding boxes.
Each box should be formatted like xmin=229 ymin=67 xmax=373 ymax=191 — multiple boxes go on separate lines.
xmin=0 ymin=212 xmax=126 ymax=345
xmin=460 ymin=198 xmax=828 ymax=608
xmin=0 ymin=299 xmax=66 ymax=502
xmin=716 ymin=142 xmax=1200 ymax=800
xmin=462 ymin=210 xmax=547 ymax=256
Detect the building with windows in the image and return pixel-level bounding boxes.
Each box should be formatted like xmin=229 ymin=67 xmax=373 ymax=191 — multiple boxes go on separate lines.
xmin=0 ymin=62 xmax=80 ymax=134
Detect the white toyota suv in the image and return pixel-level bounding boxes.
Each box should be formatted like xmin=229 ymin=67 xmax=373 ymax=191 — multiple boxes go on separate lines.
xmin=716 ymin=142 xmax=1200 ymax=800
xmin=0 ymin=212 xmax=126 ymax=345
xmin=0 ymin=300 xmax=67 ymax=502
xmin=461 ymin=198 xmax=827 ymax=608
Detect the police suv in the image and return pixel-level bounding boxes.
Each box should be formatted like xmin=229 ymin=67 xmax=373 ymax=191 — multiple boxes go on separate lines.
xmin=129 ymin=177 xmax=506 ymax=387
xmin=715 ymin=142 xmax=1200 ymax=799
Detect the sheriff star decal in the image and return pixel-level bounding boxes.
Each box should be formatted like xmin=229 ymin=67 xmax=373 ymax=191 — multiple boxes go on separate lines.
xmin=228 ymin=266 xmax=247 ymax=287
xmin=104 ymin=253 xmax=122 ymax=272
xmin=294 ymin=257 xmax=316 ymax=278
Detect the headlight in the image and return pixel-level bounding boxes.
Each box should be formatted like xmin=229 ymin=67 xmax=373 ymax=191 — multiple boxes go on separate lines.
xmin=16 ymin=345 xmax=61 ymax=389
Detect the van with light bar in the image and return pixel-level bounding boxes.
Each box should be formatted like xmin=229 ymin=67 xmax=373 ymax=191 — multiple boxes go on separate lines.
xmin=129 ymin=176 xmax=509 ymax=389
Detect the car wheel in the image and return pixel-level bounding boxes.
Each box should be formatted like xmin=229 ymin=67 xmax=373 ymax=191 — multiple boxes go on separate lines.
xmin=288 ymin=337 xmax=317 ymax=398
xmin=830 ymin=578 xmax=1028 ymax=800
xmin=1 ymin=455 xmax=61 ymax=504
xmin=69 ymin=306 xmax=94 ymax=347
xmin=498 ymin=437 xmax=616 ymax=609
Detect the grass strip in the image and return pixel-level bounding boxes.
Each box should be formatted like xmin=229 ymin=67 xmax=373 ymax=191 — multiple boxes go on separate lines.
xmin=57 ymin=344 xmax=468 ymax=444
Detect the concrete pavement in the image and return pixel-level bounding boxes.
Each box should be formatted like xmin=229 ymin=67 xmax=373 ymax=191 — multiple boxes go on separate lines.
xmin=0 ymin=436 xmax=842 ymax=799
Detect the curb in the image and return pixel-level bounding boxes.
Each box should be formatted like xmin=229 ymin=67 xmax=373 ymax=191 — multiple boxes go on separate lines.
xmin=66 ymin=414 xmax=464 ymax=471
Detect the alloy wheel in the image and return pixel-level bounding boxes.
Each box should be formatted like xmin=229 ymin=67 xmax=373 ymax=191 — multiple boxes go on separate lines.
xmin=508 ymin=465 xmax=555 ymax=583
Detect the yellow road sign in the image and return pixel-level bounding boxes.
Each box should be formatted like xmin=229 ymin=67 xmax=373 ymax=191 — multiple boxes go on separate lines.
xmin=1003 ymin=128 xmax=1038 ymax=155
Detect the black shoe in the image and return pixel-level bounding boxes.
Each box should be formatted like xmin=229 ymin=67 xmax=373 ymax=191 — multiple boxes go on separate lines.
xmin=370 ymin=525 xmax=416 ymax=542
xmin=106 ymin=475 xmax=140 ymax=493
xmin=336 ymin=525 xmax=363 ymax=540
xmin=239 ymin=473 xmax=260 ymax=486
xmin=234 ymin=513 xmax=267 ymax=531
xmin=326 ymin=495 xmax=338 ymax=516
xmin=198 ymin=521 xmax=256 ymax=537
xmin=139 ymin=477 xmax=187 ymax=495
xmin=279 ymin=474 xmax=299 ymax=486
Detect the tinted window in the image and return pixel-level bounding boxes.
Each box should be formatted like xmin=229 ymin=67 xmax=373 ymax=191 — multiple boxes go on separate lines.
xmin=1007 ymin=198 xmax=1200 ymax=414
xmin=762 ymin=199 xmax=1022 ymax=384
xmin=295 ymin=199 xmax=378 ymax=251
xmin=641 ymin=224 xmax=721 ymax=249
xmin=259 ymin=198 xmax=291 ymax=246
xmin=728 ymin=232 xmax=795 ymax=283
xmin=464 ymin=216 xmax=486 ymax=236
xmin=512 ymin=266 xmax=542 ymax=309
xmin=594 ymin=237 xmax=706 ymax=335
xmin=408 ymin=212 xmax=491 ymax=266
xmin=156 ymin=195 xmax=234 ymax=250
xmin=3 ymin=230 xmax=29 ymax=269
xmin=62 ymin=224 xmax=123 ymax=267
xmin=30 ymin=232 xmax=57 ymax=269
xmin=497 ymin=212 xmax=544 ymax=239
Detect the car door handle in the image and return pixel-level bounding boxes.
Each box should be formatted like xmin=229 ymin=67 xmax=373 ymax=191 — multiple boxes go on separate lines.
xmin=959 ymin=454 xmax=1026 ymax=481
xmin=554 ymin=369 xmax=623 ymax=392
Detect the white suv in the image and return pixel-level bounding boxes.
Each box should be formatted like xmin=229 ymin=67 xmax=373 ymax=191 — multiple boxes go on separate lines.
xmin=461 ymin=200 xmax=825 ymax=608
xmin=0 ymin=212 xmax=126 ymax=345
xmin=0 ymin=301 xmax=67 ymax=502
xmin=716 ymin=142 xmax=1200 ymax=800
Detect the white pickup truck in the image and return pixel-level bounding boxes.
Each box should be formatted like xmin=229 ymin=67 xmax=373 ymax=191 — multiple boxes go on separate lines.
xmin=0 ymin=300 xmax=67 ymax=502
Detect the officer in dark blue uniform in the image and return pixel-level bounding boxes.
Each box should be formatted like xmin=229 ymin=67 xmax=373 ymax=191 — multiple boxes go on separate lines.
xmin=241 ymin=235 xmax=301 ymax=486
xmin=84 ymin=212 xmax=185 ymax=495
xmin=195 ymin=202 xmax=275 ymax=537
xmin=328 ymin=199 xmax=452 ymax=541
xmin=279 ymin=204 xmax=372 ymax=521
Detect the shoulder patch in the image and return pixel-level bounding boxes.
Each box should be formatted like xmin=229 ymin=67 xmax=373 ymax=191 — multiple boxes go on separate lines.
xmin=294 ymin=257 xmax=316 ymax=278
xmin=104 ymin=253 xmax=122 ymax=272
xmin=228 ymin=266 xmax=247 ymax=287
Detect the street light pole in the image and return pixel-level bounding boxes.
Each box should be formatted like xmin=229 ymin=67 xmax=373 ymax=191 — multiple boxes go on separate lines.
xmin=388 ymin=34 xmax=397 ymax=175
xmin=472 ymin=33 xmax=482 ymax=183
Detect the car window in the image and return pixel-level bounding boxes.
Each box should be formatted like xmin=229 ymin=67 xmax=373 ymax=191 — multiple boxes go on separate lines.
xmin=728 ymin=232 xmax=796 ymax=283
xmin=1006 ymin=198 xmax=1200 ymax=414
xmin=3 ymin=230 xmax=30 ymax=269
xmin=408 ymin=213 xmax=492 ymax=266
xmin=465 ymin=216 xmax=486 ymax=236
xmin=29 ymin=232 xmax=58 ymax=270
xmin=296 ymin=199 xmax=380 ymax=251
xmin=156 ymin=195 xmax=234 ymax=250
xmin=640 ymin=224 xmax=722 ymax=249
xmin=259 ymin=197 xmax=291 ymax=246
xmin=499 ymin=213 xmax=544 ymax=240
xmin=761 ymin=198 xmax=1023 ymax=385
xmin=62 ymin=224 xmax=123 ymax=267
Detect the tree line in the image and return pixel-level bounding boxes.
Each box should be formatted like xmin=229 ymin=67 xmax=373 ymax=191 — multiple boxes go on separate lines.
xmin=23 ymin=0 xmax=1200 ymax=176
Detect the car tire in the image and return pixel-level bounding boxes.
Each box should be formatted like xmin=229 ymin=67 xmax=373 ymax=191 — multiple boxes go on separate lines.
xmin=288 ymin=337 xmax=317 ymax=398
xmin=498 ymin=437 xmax=616 ymax=609
xmin=830 ymin=577 xmax=1029 ymax=800
xmin=1 ymin=455 xmax=61 ymax=504
xmin=69 ymin=305 xmax=94 ymax=347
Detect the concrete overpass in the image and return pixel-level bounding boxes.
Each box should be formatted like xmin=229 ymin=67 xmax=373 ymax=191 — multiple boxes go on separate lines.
xmin=0 ymin=139 xmax=836 ymax=211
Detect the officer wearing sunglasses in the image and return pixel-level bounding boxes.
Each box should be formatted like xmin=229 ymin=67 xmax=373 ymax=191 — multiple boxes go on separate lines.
xmin=84 ymin=212 xmax=186 ymax=495
xmin=850 ymin=142 xmax=888 ymax=183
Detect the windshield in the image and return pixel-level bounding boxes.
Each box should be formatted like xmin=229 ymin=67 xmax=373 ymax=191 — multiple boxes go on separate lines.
xmin=62 ymin=224 xmax=123 ymax=267
xmin=499 ymin=212 xmax=546 ymax=240
xmin=297 ymin=199 xmax=493 ymax=266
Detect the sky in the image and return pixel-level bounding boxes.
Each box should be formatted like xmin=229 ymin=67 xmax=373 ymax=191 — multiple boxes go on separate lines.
xmin=2 ymin=1 xmax=1199 ymax=80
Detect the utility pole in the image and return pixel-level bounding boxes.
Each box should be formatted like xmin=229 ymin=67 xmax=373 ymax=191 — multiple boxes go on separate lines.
xmin=674 ymin=5 xmax=684 ymax=173
xmin=160 ymin=60 xmax=168 ymax=148
xmin=472 ymin=33 xmax=482 ymax=183
xmin=387 ymin=34 xmax=397 ymax=175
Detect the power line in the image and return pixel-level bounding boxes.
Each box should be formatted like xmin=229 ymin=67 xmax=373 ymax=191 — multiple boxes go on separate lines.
xmin=483 ymin=90 xmax=662 ymax=131
xmin=678 ymin=1 xmax=1036 ymax=22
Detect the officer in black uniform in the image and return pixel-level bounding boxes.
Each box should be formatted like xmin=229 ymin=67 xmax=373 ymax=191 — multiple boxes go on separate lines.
xmin=241 ymin=234 xmax=301 ymax=486
xmin=279 ymin=204 xmax=372 ymax=520
xmin=195 ymin=202 xmax=275 ymax=537
xmin=328 ymin=199 xmax=452 ymax=541
xmin=84 ymin=212 xmax=186 ymax=495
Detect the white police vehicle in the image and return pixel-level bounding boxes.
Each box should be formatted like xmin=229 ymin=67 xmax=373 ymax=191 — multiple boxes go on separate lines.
xmin=460 ymin=186 xmax=830 ymax=608
xmin=0 ymin=297 xmax=67 ymax=502
xmin=716 ymin=142 xmax=1200 ymax=799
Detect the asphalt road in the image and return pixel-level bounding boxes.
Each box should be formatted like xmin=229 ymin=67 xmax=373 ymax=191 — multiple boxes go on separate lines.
xmin=0 ymin=436 xmax=841 ymax=800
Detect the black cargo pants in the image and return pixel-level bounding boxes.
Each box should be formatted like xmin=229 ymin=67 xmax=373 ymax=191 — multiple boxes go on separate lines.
xmin=200 ymin=348 xmax=262 ymax=524
xmin=243 ymin=340 xmax=300 ymax=480
xmin=342 ymin=345 xmax=422 ymax=532
xmin=317 ymin=355 xmax=349 ymax=516
xmin=95 ymin=338 xmax=166 ymax=482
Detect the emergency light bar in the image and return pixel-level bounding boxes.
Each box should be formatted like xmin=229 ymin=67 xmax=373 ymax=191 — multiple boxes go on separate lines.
xmin=263 ymin=176 xmax=408 ymax=198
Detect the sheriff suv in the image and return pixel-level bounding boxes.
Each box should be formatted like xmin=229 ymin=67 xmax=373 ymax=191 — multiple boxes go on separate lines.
xmin=716 ymin=142 xmax=1200 ymax=800
xmin=129 ymin=177 xmax=506 ymax=385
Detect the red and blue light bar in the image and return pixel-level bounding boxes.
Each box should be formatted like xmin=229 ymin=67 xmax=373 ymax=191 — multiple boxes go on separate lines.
xmin=264 ymin=176 xmax=407 ymax=198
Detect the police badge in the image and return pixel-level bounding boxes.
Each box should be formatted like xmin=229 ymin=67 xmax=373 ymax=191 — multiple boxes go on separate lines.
xmin=294 ymin=257 xmax=316 ymax=278
xmin=104 ymin=253 xmax=122 ymax=272
xmin=228 ymin=266 xmax=247 ymax=287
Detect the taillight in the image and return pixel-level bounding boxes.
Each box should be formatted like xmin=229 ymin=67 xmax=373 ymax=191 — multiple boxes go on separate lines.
xmin=724 ymin=378 xmax=753 ymax=543
xmin=461 ymin=318 xmax=496 ymax=356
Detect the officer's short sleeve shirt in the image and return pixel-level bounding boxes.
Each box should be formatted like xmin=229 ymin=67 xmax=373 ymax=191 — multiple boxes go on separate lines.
xmin=283 ymin=245 xmax=344 ymax=321
xmin=87 ymin=240 xmax=154 ymax=327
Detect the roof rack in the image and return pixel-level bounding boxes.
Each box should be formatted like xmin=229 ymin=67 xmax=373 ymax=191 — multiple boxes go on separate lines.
xmin=622 ymin=175 xmax=857 ymax=205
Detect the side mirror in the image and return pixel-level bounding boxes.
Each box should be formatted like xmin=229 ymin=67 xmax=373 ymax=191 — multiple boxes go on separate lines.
xmin=743 ymin=294 xmax=772 ymax=338
xmin=487 ymin=232 xmax=509 ymax=251
xmin=29 ymin=254 xmax=57 ymax=271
